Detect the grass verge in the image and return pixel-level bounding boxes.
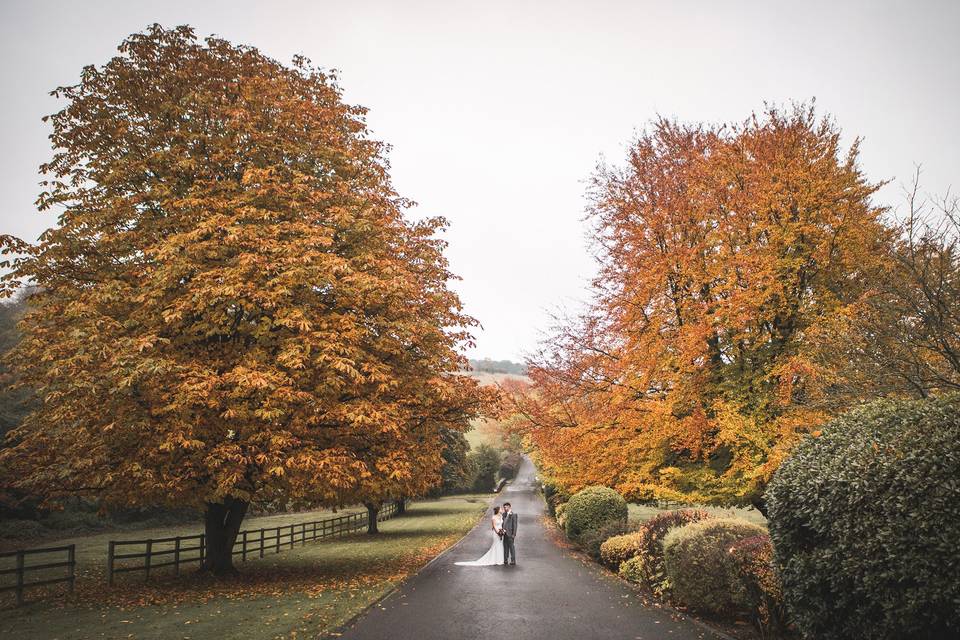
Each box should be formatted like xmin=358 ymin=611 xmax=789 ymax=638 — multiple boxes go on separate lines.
xmin=0 ymin=494 xmax=490 ymax=640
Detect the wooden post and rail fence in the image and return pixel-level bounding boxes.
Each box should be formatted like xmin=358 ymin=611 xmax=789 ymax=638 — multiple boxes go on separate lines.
xmin=2 ymin=500 xmax=402 ymax=606
xmin=0 ymin=544 xmax=76 ymax=606
xmin=106 ymin=501 xmax=400 ymax=585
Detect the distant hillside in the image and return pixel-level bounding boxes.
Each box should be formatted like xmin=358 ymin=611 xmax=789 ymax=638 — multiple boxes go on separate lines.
xmin=468 ymin=358 xmax=527 ymax=375
xmin=467 ymin=371 xmax=530 ymax=387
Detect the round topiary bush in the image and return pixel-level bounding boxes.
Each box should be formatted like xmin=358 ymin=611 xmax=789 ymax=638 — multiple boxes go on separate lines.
xmin=766 ymin=397 xmax=960 ymax=640
xmin=663 ymin=518 xmax=767 ymax=613
xmin=579 ymin=519 xmax=633 ymax=560
xmin=600 ymin=531 xmax=644 ymax=569
xmin=563 ymin=485 xmax=628 ymax=543
xmin=631 ymin=509 xmax=712 ymax=590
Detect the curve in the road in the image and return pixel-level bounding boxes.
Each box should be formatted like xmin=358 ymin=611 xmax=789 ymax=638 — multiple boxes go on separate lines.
xmin=333 ymin=457 xmax=728 ymax=640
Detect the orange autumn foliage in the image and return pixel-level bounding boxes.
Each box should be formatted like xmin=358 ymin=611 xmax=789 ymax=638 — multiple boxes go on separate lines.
xmin=0 ymin=25 xmax=489 ymax=571
xmin=513 ymin=105 xmax=893 ymax=508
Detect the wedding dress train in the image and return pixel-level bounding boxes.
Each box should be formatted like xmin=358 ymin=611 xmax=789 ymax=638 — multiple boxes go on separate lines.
xmin=455 ymin=513 xmax=505 ymax=566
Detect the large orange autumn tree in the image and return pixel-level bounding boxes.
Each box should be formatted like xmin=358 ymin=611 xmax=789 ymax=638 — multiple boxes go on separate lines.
xmin=514 ymin=105 xmax=893 ymax=512
xmin=0 ymin=25 xmax=486 ymax=573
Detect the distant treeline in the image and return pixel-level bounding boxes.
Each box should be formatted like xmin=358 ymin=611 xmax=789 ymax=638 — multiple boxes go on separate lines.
xmin=468 ymin=358 xmax=527 ymax=375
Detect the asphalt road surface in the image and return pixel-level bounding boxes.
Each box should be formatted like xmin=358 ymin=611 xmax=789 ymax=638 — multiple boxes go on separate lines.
xmin=333 ymin=457 xmax=727 ymax=640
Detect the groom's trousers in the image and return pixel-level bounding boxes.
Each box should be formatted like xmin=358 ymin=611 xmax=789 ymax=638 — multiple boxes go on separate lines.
xmin=503 ymin=534 xmax=516 ymax=563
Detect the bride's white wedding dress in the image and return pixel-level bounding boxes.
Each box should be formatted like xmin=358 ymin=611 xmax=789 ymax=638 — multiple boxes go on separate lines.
xmin=455 ymin=513 xmax=505 ymax=566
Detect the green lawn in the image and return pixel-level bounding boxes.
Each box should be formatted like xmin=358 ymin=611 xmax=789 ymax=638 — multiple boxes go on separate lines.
xmin=628 ymin=503 xmax=767 ymax=526
xmin=0 ymin=494 xmax=490 ymax=640
xmin=1 ymin=505 xmax=370 ymax=578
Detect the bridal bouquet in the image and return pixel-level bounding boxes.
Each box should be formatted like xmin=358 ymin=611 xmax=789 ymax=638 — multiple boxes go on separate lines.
xmin=496 ymin=529 xmax=504 ymax=539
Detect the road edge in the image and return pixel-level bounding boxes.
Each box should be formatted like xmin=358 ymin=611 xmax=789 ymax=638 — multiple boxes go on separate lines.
xmin=323 ymin=493 xmax=496 ymax=638
xmin=541 ymin=514 xmax=739 ymax=640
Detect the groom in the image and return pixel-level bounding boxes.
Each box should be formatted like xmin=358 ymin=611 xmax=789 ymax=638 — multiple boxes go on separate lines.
xmin=501 ymin=502 xmax=517 ymax=565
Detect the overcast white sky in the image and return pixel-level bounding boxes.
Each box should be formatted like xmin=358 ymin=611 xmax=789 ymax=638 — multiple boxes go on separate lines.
xmin=1 ymin=1 xmax=958 ymax=361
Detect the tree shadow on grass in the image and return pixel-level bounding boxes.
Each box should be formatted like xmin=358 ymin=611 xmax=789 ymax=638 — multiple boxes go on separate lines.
xmin=83 ymin=526 xmax=468 ymax=609
xmin=88 ymin=543 xmax=440 ymax=608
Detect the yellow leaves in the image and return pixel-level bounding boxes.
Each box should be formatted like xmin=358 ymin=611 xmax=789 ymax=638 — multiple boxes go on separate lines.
xmin=1 ymin=24 xmax=489 ymax=517
xmin=226 ymin=366 xmax=274 ymax=390
xmin=518 ymin=104 xmax=890 ymax=506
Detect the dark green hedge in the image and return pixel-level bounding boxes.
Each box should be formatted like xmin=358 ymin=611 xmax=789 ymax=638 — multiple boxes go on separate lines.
xmin=766 ymin=396 xmax=960 ymax=640
xmin=563 ymin=485 xmax=628 ymax=543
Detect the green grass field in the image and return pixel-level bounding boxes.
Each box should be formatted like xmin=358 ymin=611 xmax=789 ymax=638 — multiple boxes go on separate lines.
xmin=628 ymin=503 xmax=767 ymax=526
xmin=1 ymin=495 xmax=490 ymax=640
xmin=1 ymin=505 xmax=370 ymax=573
xmin=463 ymin=370 xmax=529 ymax=452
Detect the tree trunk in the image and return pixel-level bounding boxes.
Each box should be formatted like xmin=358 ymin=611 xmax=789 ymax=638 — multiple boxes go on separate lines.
xmin=749 ymin=491 xmax=769 ymax=519
xmin=396 ymin=497 xmax=406 ymax=515
xmin=365 ymin=502 xmax=380 ymax=534
xmin=201 ymin=496 xmax=249 ymax=575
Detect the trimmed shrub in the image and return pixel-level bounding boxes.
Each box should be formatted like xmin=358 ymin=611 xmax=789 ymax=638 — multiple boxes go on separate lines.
xmin=578 ymin=519 xmax=633 ymax=560
xmin=631 ymin=509 xmax=712 ymax=590
xmin=563 ymin=485 xmax=628 ymax=543
xmin=600 ymin=531 xmax=644 ymax=570
xmin=725 ymin=534 xmax=788 ymax=635
xmin=619 ymin=555 xmax=645 ymax=583
xmin=663 ymin=518 xmax=767 ymax=613
xmin=766 ymin=397 xmax=960 ymax=640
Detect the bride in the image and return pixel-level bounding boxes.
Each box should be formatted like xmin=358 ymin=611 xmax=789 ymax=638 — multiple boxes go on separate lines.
xmin=455 ymin=505 xmax=505 ymax=566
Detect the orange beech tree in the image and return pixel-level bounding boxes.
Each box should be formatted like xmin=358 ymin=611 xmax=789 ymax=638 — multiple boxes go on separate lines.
xmin=0 ymin=25 xmax=486 ymax=573
xmin=513 ymin=105 xmax=894 ymax=512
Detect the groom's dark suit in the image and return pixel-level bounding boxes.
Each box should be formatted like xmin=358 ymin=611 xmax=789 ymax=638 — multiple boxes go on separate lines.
xmin=502 ymin=510 xmax=517 ymax=564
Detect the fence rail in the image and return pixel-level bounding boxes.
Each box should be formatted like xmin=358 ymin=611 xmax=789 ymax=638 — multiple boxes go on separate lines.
xmin=107 ymin=502 xmax=400 ymax=585
xmin=0 ymin=544 xmax=76 ymax=606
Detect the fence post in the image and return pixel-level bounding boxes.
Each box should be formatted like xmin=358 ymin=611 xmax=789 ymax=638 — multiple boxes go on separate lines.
xmin=242 ymin=530 xmax=248 ymax=562
xmin=289 ymin=524 xmax=294 ymax=549
xmin=107 ymin=541 xmax=115 ymax=587
xmin=15 ymin=550 xmax=24 ymax=606
xmin=259 ymin=528 xmax=265 ymax=559
xmin=174 ymin=537 xmax=181 ymax=577
xmin=275 ymin=527 xmax=280 ymax=554
xmin=67 ymin=544 xmax=76 ymax=594
xmin=144 ymin=540 xmax=153 ymax=580
xmin=199 ymin=534 xmax=205 ymax=567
